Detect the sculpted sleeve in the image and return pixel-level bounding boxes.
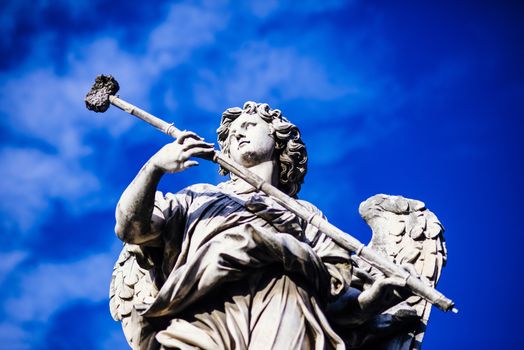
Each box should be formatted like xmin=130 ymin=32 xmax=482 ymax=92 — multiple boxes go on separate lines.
xmin=132 ymin=188 xmax=195 ymax=248
xmin=244 ymin=196 xmax=353 ymax=299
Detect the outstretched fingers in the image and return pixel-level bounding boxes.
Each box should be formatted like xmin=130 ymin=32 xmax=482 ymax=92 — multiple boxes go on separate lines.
xmin=183 ymin=160 xmax=199 ymax=168
xmin=175 ymin=131 xmax=215 ymax=158
xmin=181 ymin=140 xmax=215 ymax=151
xmin=151 ymin=134 xmax=215 ymax=173
xmin=176 ymin=130 xmax=201 ymax=144
xmin=181 ymin=138 xmax=215 ymax=159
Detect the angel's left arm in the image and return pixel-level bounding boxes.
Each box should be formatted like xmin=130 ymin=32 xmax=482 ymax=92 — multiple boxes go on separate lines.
xmin=300 ymin=201 xmax=414 ymax=326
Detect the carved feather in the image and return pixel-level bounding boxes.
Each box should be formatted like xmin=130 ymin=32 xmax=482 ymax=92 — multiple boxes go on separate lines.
xmin=109 ymin=244 xmax=159 ymax=347
xmin=358 ymin=194 xmax=447 ymax=350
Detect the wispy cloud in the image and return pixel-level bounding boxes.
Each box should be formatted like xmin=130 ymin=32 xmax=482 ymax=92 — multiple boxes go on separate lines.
xmin=4 ymin=252 xmax=115 ymax=322
xmin=147 ymin=2 xmax=229 ymax=72
xmin=0 ymin=251 xmax=27 ymax=285
xmin=0 ymin=322 xmax=31 ymax=350
xmin=0 ymin=252 xmax=119 ymax=349
xmin=0 ymin=147 xmax=100 ymax=234
xmin=193 ymin=42 xmax=353 ymax=112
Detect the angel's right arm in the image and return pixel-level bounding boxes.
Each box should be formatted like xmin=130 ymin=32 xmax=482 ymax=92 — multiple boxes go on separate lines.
xmin=115 ymin=132 xmax=215 ymax=245
xmin=115 ymin=161 xmax=165 ymax=245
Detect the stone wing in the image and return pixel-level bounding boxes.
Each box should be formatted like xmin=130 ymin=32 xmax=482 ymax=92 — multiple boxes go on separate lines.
xmin=357 ymin=194 xmax=447 ymax=350
xmin=109 ymin=244 xmax=159 ymax=348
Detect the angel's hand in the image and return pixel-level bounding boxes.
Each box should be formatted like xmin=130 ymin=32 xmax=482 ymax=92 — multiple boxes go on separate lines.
xmin=358 ymin=263 xmax=419 ymax=311
xmin=149 ymin=131 xmax=215 ymax=174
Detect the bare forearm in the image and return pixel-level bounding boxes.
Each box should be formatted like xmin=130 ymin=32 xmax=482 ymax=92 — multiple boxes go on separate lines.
xmin=115 ymin=160 xmax=164 ymax=244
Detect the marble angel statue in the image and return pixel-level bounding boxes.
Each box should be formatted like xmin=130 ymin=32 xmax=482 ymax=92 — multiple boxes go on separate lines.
xmin=107 ymin=101 xmax=448 ymax=350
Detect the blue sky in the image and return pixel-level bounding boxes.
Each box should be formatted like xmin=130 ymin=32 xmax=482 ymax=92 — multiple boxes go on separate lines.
xmin=0 ymin=0 xmax=522 ymax=349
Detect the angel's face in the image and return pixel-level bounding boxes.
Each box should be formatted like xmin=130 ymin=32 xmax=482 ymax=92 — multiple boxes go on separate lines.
xmin=228 ymin=113 xmax=276 ymax=168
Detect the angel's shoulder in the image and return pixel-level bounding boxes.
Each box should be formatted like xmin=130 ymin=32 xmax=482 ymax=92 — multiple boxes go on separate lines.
xmin=160 ymin=183 xmax=219 ymax=200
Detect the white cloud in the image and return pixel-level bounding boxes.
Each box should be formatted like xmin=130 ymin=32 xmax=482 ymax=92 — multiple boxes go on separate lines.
xmin=147 ymin=2 xmax=229 ymax=72
xmin=0 ymin=322 xmax=31 ymax=350
xmin=0 ymin=251 xmax=27 ymax=285
xmin=4 ymin=252 xmax=114 ymax=322
xmin=193 ymin=43 xmax=353 ymax=112
xmin=0 ymin=147 xmax=100 ymax=234
xmin=0 ymin=250 xmax=119 ymax=348
xmin=244 ymin=0 xmax=349 ymax=18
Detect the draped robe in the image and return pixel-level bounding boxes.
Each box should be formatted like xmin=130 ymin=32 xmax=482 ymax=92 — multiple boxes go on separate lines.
xmin=129 ymin=183 xmax=353 ymax=350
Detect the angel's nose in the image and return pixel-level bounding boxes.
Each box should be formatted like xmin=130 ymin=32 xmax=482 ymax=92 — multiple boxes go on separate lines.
xmin=234 ymin=131 xmax=246 ymax=140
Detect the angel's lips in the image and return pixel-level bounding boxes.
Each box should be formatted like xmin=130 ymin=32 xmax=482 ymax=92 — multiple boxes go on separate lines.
xmin=238 ymin=140 xmax=250 ymax=147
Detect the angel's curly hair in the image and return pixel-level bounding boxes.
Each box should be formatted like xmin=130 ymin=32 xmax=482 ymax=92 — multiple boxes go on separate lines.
xmin=217 ymin=101 xmax=307 ymax=197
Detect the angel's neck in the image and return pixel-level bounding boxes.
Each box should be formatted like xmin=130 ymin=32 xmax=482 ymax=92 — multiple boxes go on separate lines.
xmin=230 ymin=159 xmax=279 ymax=190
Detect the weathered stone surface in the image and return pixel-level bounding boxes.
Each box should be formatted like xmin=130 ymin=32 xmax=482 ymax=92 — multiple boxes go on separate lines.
xmin=105 ymin=101 xmax=448 ymax=350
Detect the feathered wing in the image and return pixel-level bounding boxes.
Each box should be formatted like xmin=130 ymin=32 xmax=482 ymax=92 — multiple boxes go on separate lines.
xmin=109 ymin=244 xmax=159 ymax=348
xmin=357 ymin=194 xmax=447 ymax=350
